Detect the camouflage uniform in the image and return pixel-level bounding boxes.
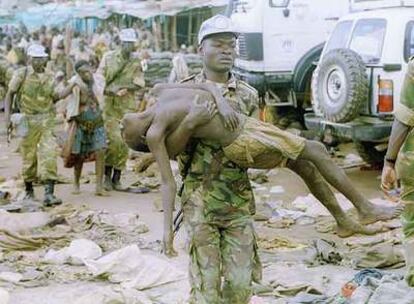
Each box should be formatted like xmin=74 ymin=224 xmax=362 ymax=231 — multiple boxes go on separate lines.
xmin=0 ymin=58 xmax=12 ymax=101
xmin=395 ymin=59 xmax=414 ymax=286
xmin=179 ymin=72 xmax=262 ymax=304
xmin=98 ymin=50 xmax=145 ymax=170
xmin=8 ymin=66 xmax=59 ymax=182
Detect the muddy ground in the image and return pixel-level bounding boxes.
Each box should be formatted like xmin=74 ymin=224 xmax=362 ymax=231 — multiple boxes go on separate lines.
xmin=0 ymin=112 xmax=411 ymax=304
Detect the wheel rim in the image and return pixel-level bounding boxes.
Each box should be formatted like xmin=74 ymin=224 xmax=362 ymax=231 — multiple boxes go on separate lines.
xmin=323 ymin=66 xmax=346 ymax=107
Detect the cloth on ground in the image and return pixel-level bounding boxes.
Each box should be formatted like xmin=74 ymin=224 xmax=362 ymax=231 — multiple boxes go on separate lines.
xmin=84 ymin=245 xmax=186 ymax=290
xmin=44 ymin=239 xmax=102 ymax=265
xmin=0 ymin=210 xmax=50 ymax=232
xmin=0 ymin=288 xmax=9 ymax=304
xmin=349 ymin=241 xmax=405 ymax=269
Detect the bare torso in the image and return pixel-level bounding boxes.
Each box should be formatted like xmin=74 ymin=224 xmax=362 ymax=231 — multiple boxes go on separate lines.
xmin=154 ymin=88 xmax=245 ymax=150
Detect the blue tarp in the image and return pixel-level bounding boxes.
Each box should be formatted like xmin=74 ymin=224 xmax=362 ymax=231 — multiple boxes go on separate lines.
xmin=7 ymin=0 xmax=227 ymax=31
xmin=15 ymin=3 xmax=96 ymax=30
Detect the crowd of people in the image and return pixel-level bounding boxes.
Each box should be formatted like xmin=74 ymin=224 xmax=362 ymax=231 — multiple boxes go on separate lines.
xmin=0 ymin=22 xmax=162 ymax=203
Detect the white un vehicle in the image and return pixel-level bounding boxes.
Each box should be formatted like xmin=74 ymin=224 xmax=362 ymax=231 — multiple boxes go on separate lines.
xmin=229 ymin=0 xmax=349 ymax=127
xmin=306 ymin=0 xmax=414 ymax=165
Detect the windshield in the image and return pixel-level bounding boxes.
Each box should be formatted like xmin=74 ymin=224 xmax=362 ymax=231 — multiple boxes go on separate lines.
xmin=349 ymin=19 xmax=387 ymax=64
xmin=325 ymin=21 xmax=353 ymax=53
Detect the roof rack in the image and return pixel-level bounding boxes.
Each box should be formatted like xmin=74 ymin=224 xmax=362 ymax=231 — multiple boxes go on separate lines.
xmin=350 ymin=0 xmax=414 ymax=12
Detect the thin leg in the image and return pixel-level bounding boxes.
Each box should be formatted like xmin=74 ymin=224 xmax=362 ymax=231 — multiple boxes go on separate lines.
xmin=95 ymin=150 xmax=109 ymax=196
xmin=73 ymin=160 xmax=83 ymax=195
xmin=288 ymin=159 xmax=380 ymax=237
xmin=299 ymin=141 xmax=403 ymax=224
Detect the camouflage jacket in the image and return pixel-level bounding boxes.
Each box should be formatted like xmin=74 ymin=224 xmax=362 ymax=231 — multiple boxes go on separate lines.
xmin=179 ymin=71 xmax=259 ymax=220
xmin=97 ymin=49 xmax=145 ymax=94
xmin=8 ymin=66 xmax=57 ymax=115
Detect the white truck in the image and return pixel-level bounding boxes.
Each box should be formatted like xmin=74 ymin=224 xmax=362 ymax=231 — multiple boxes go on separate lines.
xmin=229 ymin=0 xmax=350 ymax=127
xmin=306 ymin=0 xmax=414 ymax=165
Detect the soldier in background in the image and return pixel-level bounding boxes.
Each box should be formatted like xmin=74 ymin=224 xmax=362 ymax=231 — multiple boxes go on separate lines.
xmin=97 ymin=28 xmax=145 ymax=191
xmin=4 ymin=44 xmax=74 ymax=207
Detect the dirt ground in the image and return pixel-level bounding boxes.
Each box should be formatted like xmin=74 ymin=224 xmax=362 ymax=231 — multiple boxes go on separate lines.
xmin=0 ymin=112 xmax=410 ymax=304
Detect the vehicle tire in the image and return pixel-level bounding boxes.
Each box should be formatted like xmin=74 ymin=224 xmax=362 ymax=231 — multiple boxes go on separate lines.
xmin=312 ymin=48 xmax=368 ymax=123
xmin=355 ymin=141 xmax=385 ymax=166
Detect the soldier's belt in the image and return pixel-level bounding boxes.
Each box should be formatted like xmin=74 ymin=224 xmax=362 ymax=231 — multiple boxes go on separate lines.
xmin=76 ymin=116 xmax=104 ymax=133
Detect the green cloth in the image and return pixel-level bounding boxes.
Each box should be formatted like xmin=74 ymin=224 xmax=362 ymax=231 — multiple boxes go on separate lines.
xmin=179 ymin=72 xmax=262 ymax=304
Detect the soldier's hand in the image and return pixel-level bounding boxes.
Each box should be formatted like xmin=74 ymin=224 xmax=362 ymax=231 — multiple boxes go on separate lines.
xmin=163 ymin=230 xmax=178 ymax=258
xmin=381 ymin=163 xmax=397 ymax=191
xmin=217 ymin=99 xmax=239 ymax=131
xmin=116 ymin=88 xmax=128 ymax=97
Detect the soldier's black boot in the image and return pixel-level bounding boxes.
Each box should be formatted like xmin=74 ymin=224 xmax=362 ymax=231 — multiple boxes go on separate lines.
xmin=112 ymin=169 xmax=126 ymax=191
xmin=43 ymin=180 xmax=62 ymax=207
xmin=24 ymin=181 xmax=35 ymax=201
xmin=104 ymin=166 xmax=113 ymax=191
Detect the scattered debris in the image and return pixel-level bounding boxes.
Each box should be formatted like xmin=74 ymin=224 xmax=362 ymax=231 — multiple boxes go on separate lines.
xmin=0 ymin=272 xmax=22 ymax=283
xmin=258 ymin=236 xmax=306 ymax=252
xmin=44 ymin=239 xmax=102 ymax=266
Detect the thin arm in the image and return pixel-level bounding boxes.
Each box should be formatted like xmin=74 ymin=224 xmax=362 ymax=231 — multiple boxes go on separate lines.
xmin=4 ymin=90 xmax=15 ymax=125
xmin=146 ymin=124 xmax=177 ymax=255
xmin=55 ymin=82 xmax=75 ymax=101
xmin=152 ymin=83 xmax=239 ymax=130
xmin=165 ymin=115 xmax=198 ymax=158
xmin=385 ymin=119 xmax=411 ymax=164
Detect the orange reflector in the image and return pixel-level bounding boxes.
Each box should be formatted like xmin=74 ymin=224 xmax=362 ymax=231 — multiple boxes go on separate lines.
xmin=378 ymin=79 xmax=393 ymax=113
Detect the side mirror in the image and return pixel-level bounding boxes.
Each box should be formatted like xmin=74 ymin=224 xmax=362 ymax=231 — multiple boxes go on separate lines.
xmin=283 ymin=8 xmax=290 ymax=17
xmin=383 ymin=64 xmax=402 ymax=72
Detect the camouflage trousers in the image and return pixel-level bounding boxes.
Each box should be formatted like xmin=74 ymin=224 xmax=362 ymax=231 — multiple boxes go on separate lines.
xmin=183 ymin=188 xmax=262 ymax=304
xmin=396 ymin=131 xmax=414 ymax=287
xmin=401 ymin=203 xmax=414 ymax=287
xmin=21 ymin=116 xmax=58 ymax=182
xmin=104 ymin=118 xmax=129 ymax=170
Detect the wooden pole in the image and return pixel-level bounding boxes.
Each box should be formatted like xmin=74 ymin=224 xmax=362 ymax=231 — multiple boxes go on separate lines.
xmin=163 ymin=16 xmax=169 ymax=51
xmin=187 ymin=11 xmax=193 ymax=46
xmin=171 ymin=15 xmax=177 ymax=51
xmin=152 ymin=17 xmax=161 ymax=52
xmin=195 ymin=10 xmax=202 ymax=48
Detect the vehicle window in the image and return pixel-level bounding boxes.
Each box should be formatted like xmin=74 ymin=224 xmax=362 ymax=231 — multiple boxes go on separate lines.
xmin=349 ymin=19 xmax=386 ymax=64
xmin=404 ymin=21 xmax=414 ymax=62
xmin=325 ymin=21 xmax=353 ymax=53
xmin=269 ymin=0 xmax=290 ymax=7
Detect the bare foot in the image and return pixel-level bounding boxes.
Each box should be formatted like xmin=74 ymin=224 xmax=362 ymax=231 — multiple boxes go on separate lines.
xmin=95 ymin=189 xmax=110 ymax=197
xmin=72 ymin=185 xmax=80 ymax=195
xmin=358 ymin=203 xmax=404 ymax=225
xmin=336 ymin=217 xmax=383 ymax=238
